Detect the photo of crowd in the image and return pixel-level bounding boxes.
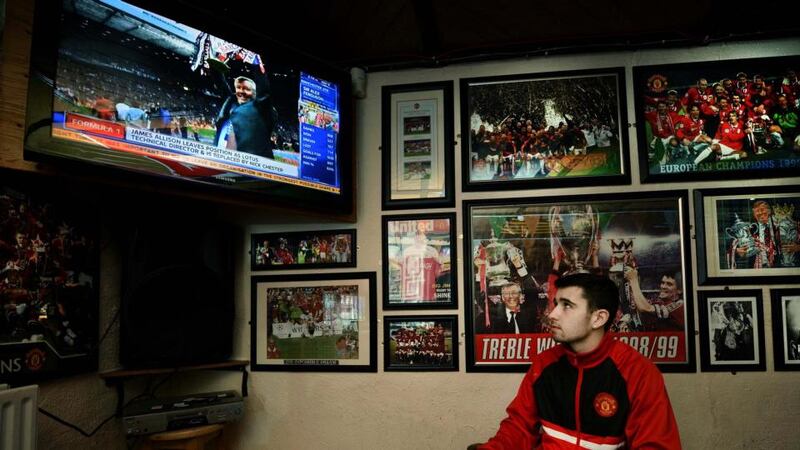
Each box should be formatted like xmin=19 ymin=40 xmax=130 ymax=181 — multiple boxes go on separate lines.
xmin=708 ymin=300 xmax=757 ymax=363
xmin=464 ymin=71 xmax=625 ymax=184
xmin=385 ymin=318 xmax=456 ymax=370
xmin=636 ymin=59 xmax=800 ymax=177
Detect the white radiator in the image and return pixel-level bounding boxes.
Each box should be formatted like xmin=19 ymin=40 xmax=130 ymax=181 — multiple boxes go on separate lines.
xmin=0 ymin=384 xmax=38 ymax=450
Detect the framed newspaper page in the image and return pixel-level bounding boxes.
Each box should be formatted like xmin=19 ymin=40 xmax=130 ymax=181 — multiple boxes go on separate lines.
xmin=383 ymin=315 xmax=458 ymax=372
xmin=381 ymin=81 xmax=455 ymax=210
xmin=250 ymin=272 xmax=377 ymax=372
xmin=382 ymin=213 xmax=457 ymax=310
xmin=460 ymin=67 xmax=630 ymax=192
xmin=697 ymin=289 xmax=766 ymax=372
xmin=463 ymin=191 xmax=695 ymax=372
xmin=694 ymin=185 xmax=800 ymax=285
xmin=633 ymin=56 xmax=800 ymax=184
xmin=770 ymin=288 xmax=800 ymax=371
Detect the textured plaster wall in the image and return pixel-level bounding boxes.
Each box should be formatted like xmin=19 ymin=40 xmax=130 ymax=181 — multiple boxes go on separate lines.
xmin=2 ymin=0 xmax=799 ymax=447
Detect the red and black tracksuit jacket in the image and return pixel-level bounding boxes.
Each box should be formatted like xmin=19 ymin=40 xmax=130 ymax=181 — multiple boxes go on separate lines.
xmin=481 ymin=334 xmax=681 ymax=449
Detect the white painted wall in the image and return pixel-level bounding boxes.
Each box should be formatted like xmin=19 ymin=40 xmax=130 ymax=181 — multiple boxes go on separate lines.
xmin=227 ymin=38 xmax=800 ymax=450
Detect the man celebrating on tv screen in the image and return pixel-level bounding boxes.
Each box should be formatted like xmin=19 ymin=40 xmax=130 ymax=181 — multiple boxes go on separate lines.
xmin=476 ymin=273 xmax=681 ymax=449
xmin=208 ymin=49 xmax=278 ymax=159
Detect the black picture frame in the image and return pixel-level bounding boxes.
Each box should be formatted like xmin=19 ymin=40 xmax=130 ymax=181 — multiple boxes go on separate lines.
xmin=383 ymin=315 xmax=459 ymax=372
xmin=633 ymin=56 xmax=800 ymax=184
xmin=0 ymin=168 xmax=100 ymax=384
xmin=381 ymin=81 xmax=455 ymax=210
xmin=463 ymin=190 xmax=695 ymax=373
xmin=382 ymin=213 xmax=458 ymax=310
xmin=697 ymin=289 xmax=766 ymax=372
xmin=250 ymin=272 xmax=377 ymax=372
xmin=694 ymin=185 xmax=800 ymax=285
xmin=770 ymin=288 xmax=800 ymax=371
xmin=250 ymin=229 xmax=356 ymax=271
xmin=459 ymin=67 xmax=631 ymax=192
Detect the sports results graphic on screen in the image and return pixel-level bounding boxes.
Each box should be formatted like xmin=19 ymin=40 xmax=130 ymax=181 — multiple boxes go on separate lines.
xmin=464 ymin=193 xmax=694 ymax=372
xmin=47 ymin=0 xmax=341 ymax=194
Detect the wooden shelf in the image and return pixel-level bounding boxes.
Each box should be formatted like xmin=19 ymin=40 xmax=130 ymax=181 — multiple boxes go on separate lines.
xmin=99 ymin=360 xmax=249 ymax=381
xmin=99 ymin=360 xmax=249 ymax=416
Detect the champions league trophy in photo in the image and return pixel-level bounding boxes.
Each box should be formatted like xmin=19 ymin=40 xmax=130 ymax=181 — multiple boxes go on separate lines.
xmin=548 ymin=205 xmax=599 ymax=275
xmin=773 ymin=204 xmax=798 ymax=267
xmin=607 ymin=238 xmax=641 ymax=331
xmin=483 ymin=229 xmax=512 ymax=286
xmin=725 ymin=213 xmax=756 ymax=269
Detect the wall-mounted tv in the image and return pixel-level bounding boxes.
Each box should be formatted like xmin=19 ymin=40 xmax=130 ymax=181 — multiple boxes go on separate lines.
xmin=24 ymin=0 xmax=355 ymax=219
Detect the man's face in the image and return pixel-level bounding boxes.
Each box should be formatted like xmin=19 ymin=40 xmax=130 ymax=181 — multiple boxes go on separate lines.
xmin=15 ymin=233 xmax=26 ymax=247
xmin=501 ymin=286 xmax=521 ymax=311
xmin=690 ymin=106 xmax=700 ymax=119
xmin=547 ymin=286 xmax=597 ymax=346
xmin=658 ymin=276 xmax=679 ymax=301
xmin=699 ymin=79 xmax=708 ymax=90
xmin=234 ymin=79 xmax=255 ymax=104
xmin=723 ymin=79 xmax=733 ymax=90
xmin=779 ymin=96 xmax=788 ymax=109
xmin=753 ymin=202 xmax=771 ymax=224
xmin=657 ymin=103 xmax=667 ymax=114
xmin=728 ymin=111 xmax=737 ymax=124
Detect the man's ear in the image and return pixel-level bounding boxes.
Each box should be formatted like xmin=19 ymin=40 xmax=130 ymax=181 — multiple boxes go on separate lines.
xmin=592 ymin=309 xmax=609 ymax=330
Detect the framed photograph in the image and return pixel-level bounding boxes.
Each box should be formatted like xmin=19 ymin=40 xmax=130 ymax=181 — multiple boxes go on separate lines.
xmin=250 ymin=272 xmax=377 ymax=372
xmin=383 ymin=315 xmax=459 ymax=371
xmin=250 ymin=229 xmax=356 ymax=270
xmin=463 ymin=191 xmax=694 ymax=372
xmin=0 ymin=169 xmax=99 ymax=384
xmin=694 ymin=186 xmax=800 ymax=285
xmin=382 ymin=213 xmax=457 ymax=310
xmin=697 ymin=290 xmax=765 ymax=372
xmin=460 ymin=67 xmax=630 ymax=192
xmin=770 ymin=288 xmax=800 ymax=371
xmin=633 ymin=56 xmax=800 ymax=184
xmin=381 ymin=81 xmax=455 ymax=210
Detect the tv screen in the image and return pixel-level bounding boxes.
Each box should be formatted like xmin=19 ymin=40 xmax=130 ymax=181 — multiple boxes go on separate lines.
xmin=24 ymin=0 xmax=354 ymax=217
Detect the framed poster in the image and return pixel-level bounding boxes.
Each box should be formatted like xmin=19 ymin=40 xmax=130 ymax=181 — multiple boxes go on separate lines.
xmin=694 ymin=186 xmax=800 ymax=285
xmin=770 ymin=288 xmax=800 ymax=371
xmin=0 ymin=169 xmax=99 ymax=384
xmin=250 ymin=272 xmax=377 ymax=372
xmin=382 ymin=213 xmax=457 ymax=310
xmin=697 ymin=290 xmax=766 ymax=372
xmin=251 ymin=229 xmax=356 ymax=270
xmin=460 ymin=67 xmax=630 ymax=191
xmin=463 ymin=191 xmax=694 ymax=372
xmin=383 ymin=315 xmax=458 ymax=371
xmin=633 ymin=56 xmax=800 ymax=184
xmin=381 ymin=81 xmax=455 ymax=210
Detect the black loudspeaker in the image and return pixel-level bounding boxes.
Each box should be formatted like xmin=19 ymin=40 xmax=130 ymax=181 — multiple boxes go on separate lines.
xmin=120 ymin=219 xmax=235 ymax=368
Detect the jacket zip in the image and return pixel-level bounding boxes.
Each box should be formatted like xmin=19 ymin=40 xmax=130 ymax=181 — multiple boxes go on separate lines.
xmin=575 ymin=366 xmax=584 ymax=447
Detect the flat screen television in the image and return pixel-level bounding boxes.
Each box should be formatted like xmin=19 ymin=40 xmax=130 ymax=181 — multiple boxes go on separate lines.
xmin=24 ymin=0 xmax=355 ymax=219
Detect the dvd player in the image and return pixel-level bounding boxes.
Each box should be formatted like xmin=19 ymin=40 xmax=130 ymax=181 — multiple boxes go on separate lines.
xmin=123 ymin=390 xmax=243 ymax=436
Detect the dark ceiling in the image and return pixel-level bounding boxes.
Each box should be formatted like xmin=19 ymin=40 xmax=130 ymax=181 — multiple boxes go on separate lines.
xmin=172 ymin=0 xmax=799 ymax=72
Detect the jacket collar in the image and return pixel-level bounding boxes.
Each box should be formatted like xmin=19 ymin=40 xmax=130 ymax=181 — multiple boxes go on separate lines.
xmin=562 ymin=333 xmax=614 ymax=368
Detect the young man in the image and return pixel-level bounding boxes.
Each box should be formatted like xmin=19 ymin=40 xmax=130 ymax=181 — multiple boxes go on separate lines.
xmin=479 ymin=273 xmax=681 ymax=449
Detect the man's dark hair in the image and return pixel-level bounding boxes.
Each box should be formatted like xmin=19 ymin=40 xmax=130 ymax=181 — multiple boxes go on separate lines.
xmin=554 ymin=273 xmax=619 ymax=331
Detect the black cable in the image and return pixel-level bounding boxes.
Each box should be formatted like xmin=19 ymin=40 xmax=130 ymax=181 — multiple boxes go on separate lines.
xmin=38 ymin=407 xmax=117 ymax=438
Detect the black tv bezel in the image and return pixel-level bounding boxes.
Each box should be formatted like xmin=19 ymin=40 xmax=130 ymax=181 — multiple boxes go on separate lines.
xmin=24 ymin=0 xmax=356 ymax=221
